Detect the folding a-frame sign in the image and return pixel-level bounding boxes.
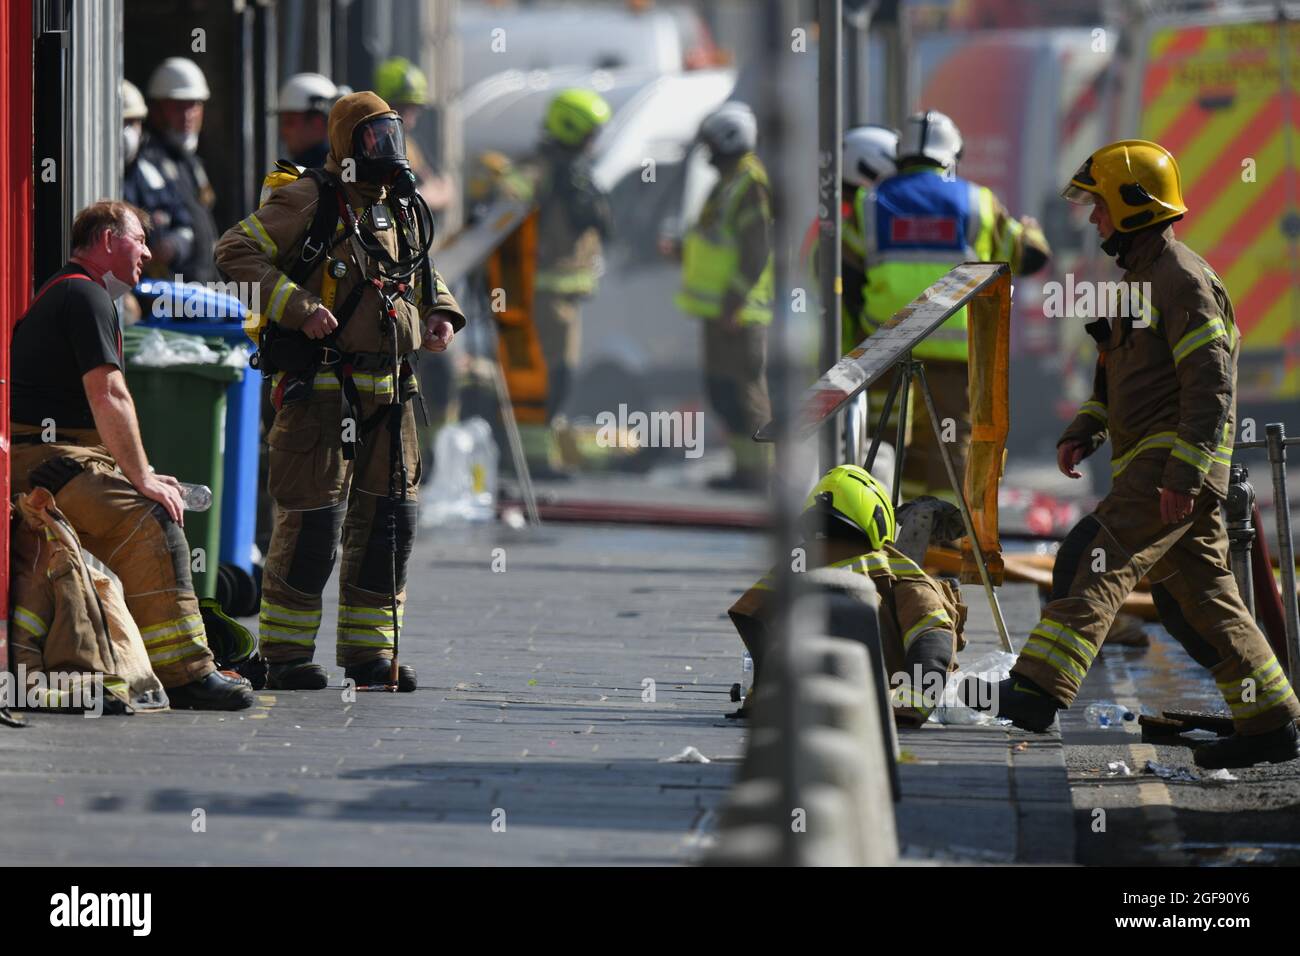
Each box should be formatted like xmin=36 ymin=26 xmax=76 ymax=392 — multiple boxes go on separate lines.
xmin=757 ymin=261 xmax=1014 ymax=651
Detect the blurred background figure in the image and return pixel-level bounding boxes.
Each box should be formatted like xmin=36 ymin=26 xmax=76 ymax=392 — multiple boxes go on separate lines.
xmin=274 ymin=72 xmax=338 ymax=168
xmin=838 ymin=124 xmax=899 ymax=351
xmin=121 ymin=78 xmax=193 ymax=296
xmin=802 ymin=124 xmax=899 ymax=355
xmin=857 ymin=109 xmax=1050 ymax=503
xmin=508 ymin=89 xmax=614 ymax=478
xmin=139 ymin=56 xmax=219 ymax=283
xmin=374 ymin=56 xmax=455 ymax=216
xmin=667 ymin=101 xmax=773 ymax=492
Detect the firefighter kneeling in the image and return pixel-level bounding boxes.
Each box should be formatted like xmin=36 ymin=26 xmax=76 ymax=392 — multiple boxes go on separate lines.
xmin=216 ymin=91 xmax=465 ymax=691
xmin=727 ymin=466 xmax=966 ymax=726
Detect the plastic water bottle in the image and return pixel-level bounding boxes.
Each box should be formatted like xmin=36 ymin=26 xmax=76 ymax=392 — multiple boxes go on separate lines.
xmin=178 ymin=482 xmax=213 ymax=512
xmin=1085 ymin=702 xmax=1135 ymax=728
xmin=464 ymin=418 xmax=499 ymax=520
xmin=741 ymin=651 xmax=754 ymax=701
xmin=422 ymin=418 xmax=499 ymax=525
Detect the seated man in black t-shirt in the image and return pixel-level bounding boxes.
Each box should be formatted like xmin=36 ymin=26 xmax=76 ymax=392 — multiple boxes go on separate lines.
xmin=9 ymin=200 xmax=253 ymax=710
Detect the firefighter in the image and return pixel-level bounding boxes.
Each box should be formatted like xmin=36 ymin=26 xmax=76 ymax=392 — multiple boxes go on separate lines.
xmin=508 ymin=89 xmax=613 ymax=476
xmin=214 ymin=91 xmax=465 ymax=691
xmin=122 ymin=78 xmax=194 ymax=285
xmin=857 ymin=110 xmax=1050 ymax=502
xmin=801 ymin=125 xmax=899 ymax=464
xmin=275 ymin=72 xmax=338 ymax=169
xmin=8 ymin=201 xmax=254 ymax=710
xmin=728 ymin=465 xmax=966 ymax=725
xmin=801 ymin=124 xmax=899 ymax=354
xmin=668 ymin=102 xmax=773 ymax=491
xmin=139 ymin=57 xmax=220 ymax=283
xmin=965 ymin=140 xmax=1300 ymax=769
xmin=373 ymin=57 xmax=454 ymax=215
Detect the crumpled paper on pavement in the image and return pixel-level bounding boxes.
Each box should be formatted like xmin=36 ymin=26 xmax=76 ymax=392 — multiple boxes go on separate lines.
xmin=1202 ymin=768 xmax=1238 ymax=782
xmin=660 ymin=746 xmax=711 ymax=764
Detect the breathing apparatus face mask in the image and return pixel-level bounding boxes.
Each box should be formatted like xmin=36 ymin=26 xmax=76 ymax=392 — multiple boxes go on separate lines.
xmin=352 ymin=114 xmax=416 ymax=197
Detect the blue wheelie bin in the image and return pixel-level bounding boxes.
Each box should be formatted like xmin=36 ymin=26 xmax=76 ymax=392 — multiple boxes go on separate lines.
xmin=134 ymin=280 xmax=263 ymax=616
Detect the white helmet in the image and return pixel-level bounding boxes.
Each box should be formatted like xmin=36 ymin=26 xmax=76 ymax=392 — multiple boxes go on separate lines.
xmin=898 ymin=109 xmax=963 ymax=169
xmin=122 ymin=79 xmax=147 ymax=121
xmin=698 ymin=101 xmax=757 ymax=157
xmin=147 ymin=57 xmax=211 ymax=101
xmin=843 ymin=124 xmax=898 ymax=187
xmin=276 ymin=73 xmax=338 ymax=114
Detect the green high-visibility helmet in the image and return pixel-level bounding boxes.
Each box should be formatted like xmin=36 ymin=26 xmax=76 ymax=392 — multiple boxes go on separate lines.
xmin=374 ymin=56 xmax=428 ymax=106
xmin=803 ymin=465 xmax=896 ymax=550
xmin=544 ymin=88 xmax=612 ymax=147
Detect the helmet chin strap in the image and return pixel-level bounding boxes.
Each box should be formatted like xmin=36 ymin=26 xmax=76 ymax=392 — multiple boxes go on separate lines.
xmin=1101 ymin=217 xmax=1174 ymax=268
xmin=1100 ymin=228 xmax=1130 ymax=262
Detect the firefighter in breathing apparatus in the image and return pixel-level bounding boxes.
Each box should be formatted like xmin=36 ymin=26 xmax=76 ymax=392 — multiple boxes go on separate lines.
xmin=727 ymin=465 xmax=966 ymax=724
xmin=963 ymin=140 xmax=1300 ymax=769
xmin=215 ymin=91 xmax=465 ymax=691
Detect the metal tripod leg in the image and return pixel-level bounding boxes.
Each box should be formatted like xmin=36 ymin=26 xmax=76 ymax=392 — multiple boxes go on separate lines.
xmin=865 ymin=365 xmax=906 ymax=480
xmin=892 ymin=361 xmax=912 ymax=509
xmin=914 ymin=364 xmax=1013 ymax=653
xmin=489 ymin=322 xmax=541 ymax=526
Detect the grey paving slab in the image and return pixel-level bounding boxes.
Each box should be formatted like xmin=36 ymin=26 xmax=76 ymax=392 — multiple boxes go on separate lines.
xmin=0 ymin=505 xmax=1074 ymax=866
xmin=894 ymin=581 xmax=1075 ymax=864
xmin=0 ymin=523 xmax=757 ymax=866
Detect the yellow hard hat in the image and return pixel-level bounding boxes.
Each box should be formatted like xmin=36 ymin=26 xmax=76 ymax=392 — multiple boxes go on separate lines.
xmin=1062 ymin=139 xmax=1186 ymax=232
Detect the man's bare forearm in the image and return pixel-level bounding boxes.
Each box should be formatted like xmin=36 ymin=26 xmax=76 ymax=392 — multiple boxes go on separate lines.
xmin=89 ymin=386 xmax=151 ymax=485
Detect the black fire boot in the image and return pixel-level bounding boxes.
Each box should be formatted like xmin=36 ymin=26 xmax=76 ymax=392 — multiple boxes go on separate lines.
xmin=1194 ymin=720 xmax=1300 ymax=769
xmin=167 ymin=671 xmax=256 ymax=711
xmin=266 ymin=659 xmax=329 ymax=691
xmin=345 ymin=658 xmax=417 ymax=693
xmin=961 ymin=674 xmax=1062 ymax=733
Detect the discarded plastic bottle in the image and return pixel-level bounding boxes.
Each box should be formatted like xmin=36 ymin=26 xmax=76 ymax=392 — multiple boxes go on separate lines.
xmin=465 ymin=418 xmax=499 ymax=519
xmin=178 ymin=482 xmax=213 ymax=512
xmin=740 ymin=651 xmax=754 ymax=701
xmin=1084 ymin=702 xmax=1135 ymax=728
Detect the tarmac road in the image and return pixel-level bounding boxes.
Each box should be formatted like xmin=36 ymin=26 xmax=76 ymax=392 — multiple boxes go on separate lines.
xmin=1064 ymin=625 xmax=1300 ymax=866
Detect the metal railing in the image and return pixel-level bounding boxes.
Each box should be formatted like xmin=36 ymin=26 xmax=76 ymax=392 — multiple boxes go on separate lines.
xmin=1229 ymin=423 xmax=1300 ymax=685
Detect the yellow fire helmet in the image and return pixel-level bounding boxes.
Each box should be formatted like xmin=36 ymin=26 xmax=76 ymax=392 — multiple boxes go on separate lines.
xmin=802 ymin=464 xmax=896 ymax=550
xmin=1062 ymin=139 xmax=1187 ymax=232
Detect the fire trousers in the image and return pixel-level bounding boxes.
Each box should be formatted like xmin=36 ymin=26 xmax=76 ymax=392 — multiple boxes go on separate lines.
xmin=259 ymin=374 xmax=421 ymax=666
xmin=1012 ymin=454 xmax=1300 ymax=734
xmin=702 ymin=319 xmax=771 ymax=477
xmin=9 ymin=425 xmax=215 ymax=688
xmin=533 ymin=291 xmax=582 ymax=422
xmin=898 ymin=359 xmax=970 ymax=504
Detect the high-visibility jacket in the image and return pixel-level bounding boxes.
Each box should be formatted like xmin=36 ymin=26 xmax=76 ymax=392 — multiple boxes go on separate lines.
xmin=856 ymin=166 xmax=1045 ymax=361
xmin=676 ymin=152 xmax=774 ymax=326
